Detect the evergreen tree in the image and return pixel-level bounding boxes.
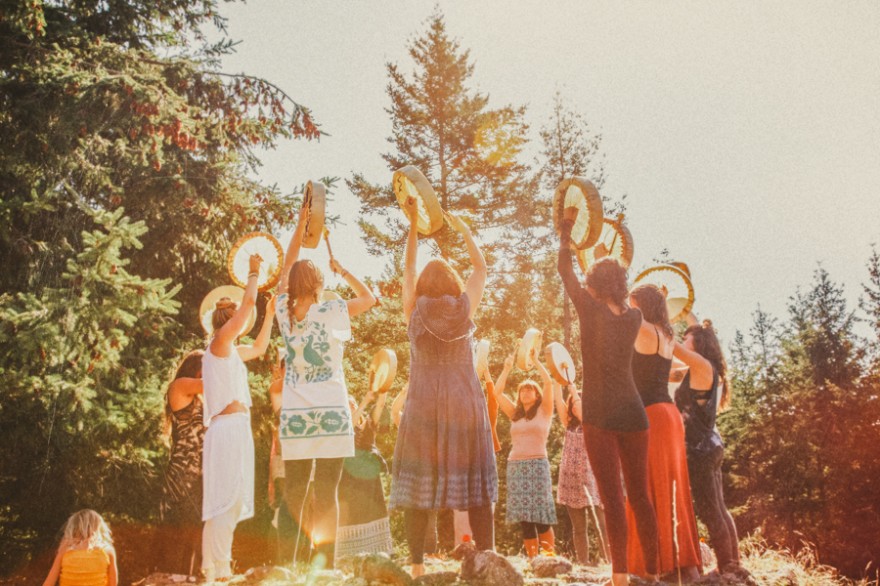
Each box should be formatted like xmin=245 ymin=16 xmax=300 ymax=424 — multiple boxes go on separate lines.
xmin=0 ymin=0 xmax=318 ymax=566
xmin=348 ymin=9 xmax=534 ymax=266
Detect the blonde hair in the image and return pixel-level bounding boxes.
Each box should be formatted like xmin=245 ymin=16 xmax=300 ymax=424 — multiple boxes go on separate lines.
xmin=60 ymin=510 xmax=113 ymax=551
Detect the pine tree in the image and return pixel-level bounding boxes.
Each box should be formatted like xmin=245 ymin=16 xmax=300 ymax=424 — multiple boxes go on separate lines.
xmin=348 ymin=9 xmax=534 ymax=266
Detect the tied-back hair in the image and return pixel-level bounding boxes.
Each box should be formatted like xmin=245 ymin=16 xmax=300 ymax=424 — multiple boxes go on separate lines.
xmin=60 ymin=509 xmax=113 ymax=552
xmin=586 ymin=258 xmax=629 ymax=309
xmin=163 ymin=350 xmax=204 ymax=438
xmin=630 ymin=284 xmax=675 ymax=340
xmin=416 ymin=259 xmax=465 ymax=299
xmin=211 ymin=297 xmax=238 ymax=332
xmin=684 ymin=320 xmax=730 ymax=410
xmin=512 ymin=380 xmax=542 ymax=422
xmin=287 ymin=259 xmax=323 ymax=323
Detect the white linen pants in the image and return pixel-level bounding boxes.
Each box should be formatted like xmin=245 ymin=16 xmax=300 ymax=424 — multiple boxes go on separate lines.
xmin=201 ymin=413 xmax=254 ymax=578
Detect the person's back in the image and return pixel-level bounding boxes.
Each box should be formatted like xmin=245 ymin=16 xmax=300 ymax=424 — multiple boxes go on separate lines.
xmin=60 ymin=548 xmax=110 ymax=586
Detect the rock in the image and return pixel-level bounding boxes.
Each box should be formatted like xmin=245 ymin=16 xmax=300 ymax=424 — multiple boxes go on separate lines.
xmin=341 ymin=578 xmax=369 ymax=586
xmin=414 ymin=571 xmax=460 ymax=586
xmin=530 ymin=556 xmax=573 ymax=578
xmin=460 ymin=550 xmax=524 ymax=586
xmin=451 ymin=541 xmax=477 ymax=561
xmin=138 ymin=573 xmax=197 ymax=585
xmin=700 ymin=542 xmax=716 ymax=570
xmin=565 ymin=567 xmax=608 ymax=584
xmin=340 ymin=552 xmax=412 ymax=586
xmin=242 ymin=565 xmax=295 ymax=583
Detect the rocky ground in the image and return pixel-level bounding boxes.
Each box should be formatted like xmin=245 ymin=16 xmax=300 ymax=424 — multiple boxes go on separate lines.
xmin=135 ymin=542 xmax=763 ymax=586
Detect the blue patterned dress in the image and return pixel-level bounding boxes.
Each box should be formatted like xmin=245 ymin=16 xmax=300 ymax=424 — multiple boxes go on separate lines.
xmin=390 ymin=293 xmax=498 ymax=510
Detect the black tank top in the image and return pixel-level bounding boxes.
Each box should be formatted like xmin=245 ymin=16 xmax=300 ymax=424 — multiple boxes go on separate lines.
xmin=631 ymin=326 xmax=674 ymax=408
xmin=674 ymin=366 xmax=719 ymax=449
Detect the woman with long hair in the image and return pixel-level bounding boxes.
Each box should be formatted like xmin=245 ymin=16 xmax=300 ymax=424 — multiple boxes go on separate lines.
xmin=674 ymin=320 xmax=741 ymax=574
xmin=554 ymin=381 xmax=609 ymax=565
xmin=275 ymin=202 xmax=376 ymax=568
xmin=201 ymin=253 xmax=276 ymax=582
xmin=390 ymin=197 xmax=496 ymax=579
xmin=160 ymin=349 xmax=205 ymax=575
xmin=493 ymin=346 xmax=557 ymax=557
xmin=626 ymin=285 xmax=702 ymax=580
xmin=557 ymin=207 xmax=659 ymax=586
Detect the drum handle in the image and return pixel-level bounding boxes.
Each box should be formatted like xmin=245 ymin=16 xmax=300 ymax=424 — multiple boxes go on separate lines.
xmin=323 ymin=228 xmax=336 ymax=267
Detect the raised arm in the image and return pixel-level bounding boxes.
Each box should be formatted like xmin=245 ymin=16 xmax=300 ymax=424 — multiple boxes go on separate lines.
xmin=554 ymin=381 xmax=569 ymax=428
xmin=238 ymin=295 xmax=277 ymax=362
xmin=391 ymin=385 xmax=408 ymax=427
xmin=329 ymin=258 xmax=376 ymax=318
xmin=278 ymin=201 xmax=310 ymax=295
xmin=493 ymin=351 xmax=517 ymax=420
xmin=353 ymin=391 xmax=375 ymax=427
xmin=569 ymin=385 xmax=583 ymax=421
xmin=447 ymin=213 xmax=487 ymax=320
xmin=532 ymin=349 xmax=555 ymax=417
xmin=211 ymin=254 xmax=261 ymax=356
xmin=673 ymin=342 xmax=714 ymax=388
xmin=557 ymin=209 xmax=588 ymax=309
xmin=402 ymin=197 xmax=419 ymax=323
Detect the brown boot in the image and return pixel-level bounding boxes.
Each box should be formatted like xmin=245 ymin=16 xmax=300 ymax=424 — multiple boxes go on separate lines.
xmin=538 ymin=528 xmax=556 ymax=556
xmin=523 ymin=537 xmax=539 ymax=558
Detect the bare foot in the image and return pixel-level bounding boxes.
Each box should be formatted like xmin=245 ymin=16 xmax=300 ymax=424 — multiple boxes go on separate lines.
xmin=411 ymin=563 xmax=426 ymax=578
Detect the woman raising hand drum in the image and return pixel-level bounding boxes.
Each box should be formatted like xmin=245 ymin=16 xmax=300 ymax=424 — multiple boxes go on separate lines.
xmin=557 ymin=206 xmax=659 ymax=585
xmin=391 ymin=197 xmax=497 ymax=578
xmin=201 ymin=253 xmax=276 ymax=582
xmin=275 ymin=199 xmax=376 ymax=568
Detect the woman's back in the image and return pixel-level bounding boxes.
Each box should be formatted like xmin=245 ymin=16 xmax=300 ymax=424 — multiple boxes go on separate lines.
xmin=60 ymin=548 xmax=109 ymax=586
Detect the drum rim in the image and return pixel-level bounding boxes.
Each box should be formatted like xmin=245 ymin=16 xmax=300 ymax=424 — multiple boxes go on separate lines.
xmin=227 ymin=231 xmax=285 ymax=292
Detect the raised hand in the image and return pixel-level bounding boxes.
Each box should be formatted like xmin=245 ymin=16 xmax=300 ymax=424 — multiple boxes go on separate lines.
xmin=248 ymin=253 xmax=264 ymax=274
xmin=563 ymin=206 xmax=579 ymax=223
xmin=594 ymin=242 xmax=609 ymax=260
xmin=403 ymin=196 xmax=419 ymax=222
xmin=329 ymin=257 xmax=345 ymax=276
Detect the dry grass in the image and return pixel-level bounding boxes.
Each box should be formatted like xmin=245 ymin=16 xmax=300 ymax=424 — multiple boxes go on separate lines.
xmin=739 ymin=536 xmax=878 ymax=586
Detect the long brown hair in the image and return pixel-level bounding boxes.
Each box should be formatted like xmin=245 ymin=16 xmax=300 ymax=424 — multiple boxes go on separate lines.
xmin=684 ymin=320 xmax=730 ymax=410
xmin=163 ymin=350 xmax=204 ymax=437
xmin=287 ymin=259 xmax=323 ymax=323
xmin=512 ymin=380 xmax=542 ymax=422
xmin=416 ymin=259 xmax=465 ymax=299
xmin=586 ymin=258 xmax=629 ymax=309
xmin=630 ymin=284 xmax=674 ymax=340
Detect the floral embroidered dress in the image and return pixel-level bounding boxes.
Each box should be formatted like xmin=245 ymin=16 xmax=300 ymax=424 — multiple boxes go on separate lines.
xmin=276 ymin=296 xmax=354 ymax=460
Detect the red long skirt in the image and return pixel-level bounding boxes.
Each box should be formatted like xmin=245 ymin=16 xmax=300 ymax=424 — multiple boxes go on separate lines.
xmin=626 ymin=402 xmax=702 ymax=576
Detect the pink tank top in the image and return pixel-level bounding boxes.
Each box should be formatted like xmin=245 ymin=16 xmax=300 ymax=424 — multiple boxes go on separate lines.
xmin=508 ymin=408 xmax=550 ymax=461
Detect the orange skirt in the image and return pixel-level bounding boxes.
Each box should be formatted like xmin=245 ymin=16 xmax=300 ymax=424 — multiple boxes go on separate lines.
xmin=626 ymin=402 xmax=702 ymax=576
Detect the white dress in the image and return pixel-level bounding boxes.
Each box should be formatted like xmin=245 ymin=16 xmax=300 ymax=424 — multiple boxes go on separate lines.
xmin=201 ymin=346 xmax=255 ymax=522
xmin=275 ymin=296 xmax=354 ymax=460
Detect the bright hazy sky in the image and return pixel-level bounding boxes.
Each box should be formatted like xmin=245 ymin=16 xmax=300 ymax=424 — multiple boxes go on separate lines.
xmin=213 ymin=1 xmax=880 ymax=344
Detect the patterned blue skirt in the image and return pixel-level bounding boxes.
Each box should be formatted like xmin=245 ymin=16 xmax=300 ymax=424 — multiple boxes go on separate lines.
xmin=506 ymin=458 xmax=558 ymax=525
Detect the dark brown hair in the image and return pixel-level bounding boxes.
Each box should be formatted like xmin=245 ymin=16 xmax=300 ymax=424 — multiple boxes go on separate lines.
xmin=512 ymin=380 xmax=542 ymax=422
xmin=416 ymin=259 xmax=465 ymax=299
xmin=163 ymin=350 xmax=204 ymax=437
xmin=211 ymin=298 xmax=237 ymax=332
xmin=287 ymin=260 xmax=324 ymax=322
xmin=586 ymin=258 xmax=629 ymax=309
xmin=565 ymin=392 xmax=581 ymax=430
xmin=630 ymin=284 xmax=674 ymax=340
xmin=684 ymin=320 xmax=730 ymax=410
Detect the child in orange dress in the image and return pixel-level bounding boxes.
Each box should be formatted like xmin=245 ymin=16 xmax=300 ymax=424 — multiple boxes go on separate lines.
xmin=42 ymin=510 xmax=118 ymax=586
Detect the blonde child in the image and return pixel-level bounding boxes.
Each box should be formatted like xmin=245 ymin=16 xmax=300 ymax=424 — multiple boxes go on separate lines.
xmin=42 ymin=510 xmax=117 ymax=586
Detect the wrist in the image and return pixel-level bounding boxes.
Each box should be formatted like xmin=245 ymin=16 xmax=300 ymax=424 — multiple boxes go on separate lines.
xmin=248 ymin=271 xmax=259 ymax=279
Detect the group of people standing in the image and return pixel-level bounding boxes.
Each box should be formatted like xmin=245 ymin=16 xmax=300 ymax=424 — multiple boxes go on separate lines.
xmin=148 ymin=199 xmax=743 ymax=584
